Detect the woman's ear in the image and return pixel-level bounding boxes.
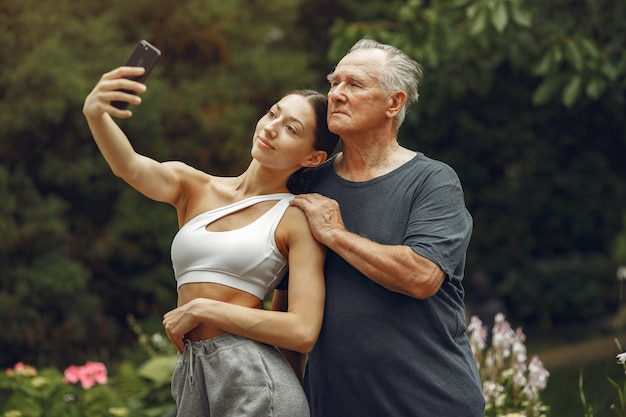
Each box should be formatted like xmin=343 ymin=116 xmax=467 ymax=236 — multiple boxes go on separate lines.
xmin=302 ymin=150 xmax=328 ymax=168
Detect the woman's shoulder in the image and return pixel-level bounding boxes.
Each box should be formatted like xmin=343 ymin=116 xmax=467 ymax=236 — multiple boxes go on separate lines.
xmin=281 ymin=204 xmax=309 ymax=228
xmin=169 ymin=163 xmax=223 ymax=214
xmin=276 ymin=205 xmax=314 ymax=240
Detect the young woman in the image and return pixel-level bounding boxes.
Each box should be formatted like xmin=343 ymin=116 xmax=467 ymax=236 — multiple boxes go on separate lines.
xmin=83 ymin=66 xmax=338 ymax=416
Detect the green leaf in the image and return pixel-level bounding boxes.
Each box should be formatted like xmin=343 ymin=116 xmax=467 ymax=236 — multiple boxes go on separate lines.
xmin=578 ymin=37 xmax=599 ymax=59
xmin=607 ymin=376 xmax=625 ymax=410
xmin=585 ymin=76 xmax=607 ymax=99
xmin=137 ymin=355 xmax=178 ymax=385
xmin=553 ymin=45 xmax=563 ymax=63
xmin=422 ymin=43 xmax=439 ymax=67
xmin=532 ymin=76 xmax=562 ymax=106
xmin=562 ymin=75 xmax=582 ymax=108
xmin=579 ymin=372 xmax=589 ymax=413
xmin=510 ymin=3 xmax=532 ymax=27
xmin=466 ymin=3 xmax=479 ymax=19
xmin=491 ymin=1 xmax=509 ymax=33
xmin=564 ymin=39 xmax=583 ymax=71
xmin=451 ymin=0 xmax=472 ymax=7
xmin=601 ymin=61 xmax=619 ymax=82
xmin=533 ymin=50 xmax=554 ymax=76
xmin=470 ymin=6 xmax=488 ymax=35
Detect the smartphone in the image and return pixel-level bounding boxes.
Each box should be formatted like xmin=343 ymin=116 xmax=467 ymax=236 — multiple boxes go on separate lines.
xmin=112 ymin=40 xmax=161 ymax=110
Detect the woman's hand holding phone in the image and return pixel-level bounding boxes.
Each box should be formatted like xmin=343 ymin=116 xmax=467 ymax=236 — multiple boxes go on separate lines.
xmin=111 ymin=40 xmax=160 ymax=110
xmin=83 ymin=40 xmax=160 ymax=118
xmin=83 ymin=67 xmax=148 ymax=119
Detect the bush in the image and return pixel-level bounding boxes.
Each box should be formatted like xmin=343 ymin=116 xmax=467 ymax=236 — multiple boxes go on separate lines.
xmin=0 ymin=321 xmax=178 ymax=417
xmin=498 ymin=256 xmax=617 ymax=328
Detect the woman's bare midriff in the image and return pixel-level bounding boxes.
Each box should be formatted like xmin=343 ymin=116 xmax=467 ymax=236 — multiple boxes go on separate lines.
xmin=177 ymin=282 xmax=263 ymax=342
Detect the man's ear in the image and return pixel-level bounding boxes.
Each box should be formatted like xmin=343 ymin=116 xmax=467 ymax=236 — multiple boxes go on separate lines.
xmin=386 ymin=91 xmax=407 ymax=119
xmin=302 ymin=150 xmax=328 ymax=168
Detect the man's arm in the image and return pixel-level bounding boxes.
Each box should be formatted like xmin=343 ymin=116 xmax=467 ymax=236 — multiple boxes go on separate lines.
xmin=290 ymin=193 xmax=445 ymax=299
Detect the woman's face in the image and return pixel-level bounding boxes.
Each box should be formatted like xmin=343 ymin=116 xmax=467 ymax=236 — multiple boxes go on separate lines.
xmin=251 ymin=94 xmax=322 ymax=172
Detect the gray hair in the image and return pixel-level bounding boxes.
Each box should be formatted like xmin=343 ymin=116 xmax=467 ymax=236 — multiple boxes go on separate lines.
xmin=347 ymin=38 xmax=423 ymax=129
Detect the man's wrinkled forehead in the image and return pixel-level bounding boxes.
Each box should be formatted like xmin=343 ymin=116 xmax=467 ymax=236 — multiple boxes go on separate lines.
xmin=327 ymin=50 xmax=384 ymax=82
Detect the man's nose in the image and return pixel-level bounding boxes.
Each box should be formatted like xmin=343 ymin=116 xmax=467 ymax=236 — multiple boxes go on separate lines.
xmin=328 ymin=83 xmax=346 ymax=101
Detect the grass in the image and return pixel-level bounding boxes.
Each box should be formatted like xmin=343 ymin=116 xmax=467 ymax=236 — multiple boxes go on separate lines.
xmin=519 ymin=317 xmax=626 ymax=416
xmin=542 ymin=357 xmax=623 ymax=417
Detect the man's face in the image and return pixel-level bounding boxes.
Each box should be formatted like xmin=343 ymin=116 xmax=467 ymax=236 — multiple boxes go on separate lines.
xmin=326 ymin=48 xmax=390 ymax=136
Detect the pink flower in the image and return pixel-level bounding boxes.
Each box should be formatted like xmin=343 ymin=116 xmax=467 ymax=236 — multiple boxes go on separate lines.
xmin=6 ymin=362 xmax=37 ymax=377
xmin=83 ymin=362 xmax=108 ymax=385
xmin=64 ymin=365 xmax=81 ymax=384
xmin=63 ymin=362 xmax=108 ymax=389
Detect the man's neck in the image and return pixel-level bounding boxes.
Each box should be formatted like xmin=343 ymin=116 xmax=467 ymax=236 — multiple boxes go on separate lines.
xmin=335 ymin=141 xmax=416 ymax=182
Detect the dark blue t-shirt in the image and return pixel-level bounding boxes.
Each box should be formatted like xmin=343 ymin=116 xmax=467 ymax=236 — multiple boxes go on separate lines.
xmin=304 ymin=153 xmax=485 ymax=417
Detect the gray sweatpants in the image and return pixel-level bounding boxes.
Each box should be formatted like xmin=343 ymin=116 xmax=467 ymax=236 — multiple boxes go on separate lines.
xmin=171 ymin=334 xmax=310 ymax=417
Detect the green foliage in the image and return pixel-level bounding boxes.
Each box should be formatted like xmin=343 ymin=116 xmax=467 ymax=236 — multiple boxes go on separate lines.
xmin=2 ymin=0 xmax=626 ymax=371
xmin=0 ymin=357 xmax=177 ymax=417
xmin=545 ymin=358 xmax=620 ymax=417
xmin=499 ymin=256 xmax=616 ymax=327
xmin=327 ymin=0 xmax=625 ymax=110
xmin=0 ymin=322 xmax=178 ymax=416
xmin=0 ymin=0 xmax=320 ymax=367
xmin=0 ymin=165 xmax=108 ymax=366
xmin=578 ymin=340 xmax=626 ymax=417
xmin=1 ymin=363 xmax=117 ymax=417
xmin=324 ymin=0 xmax=626 ymax=329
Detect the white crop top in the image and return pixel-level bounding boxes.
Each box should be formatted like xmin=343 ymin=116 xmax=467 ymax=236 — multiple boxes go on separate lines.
xmin=171 ymin=193 xmax=294 ymax=299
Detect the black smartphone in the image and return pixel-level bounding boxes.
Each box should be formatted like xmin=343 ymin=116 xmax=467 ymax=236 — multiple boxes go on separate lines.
xmin=112 ymin=40 xmax=161 ymax=110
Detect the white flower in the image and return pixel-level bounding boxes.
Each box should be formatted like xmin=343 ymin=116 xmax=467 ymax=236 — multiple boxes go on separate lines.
xmin=522 ymin=383 xmax=540 ymax=402
xmin=513 ymin=328 xmax=528 ymax=363
xmin=616 ymin=351 xmax=626 ymax=365
xmin=483 ymin=380 xmax=506 ymax=406
xmin=617 ymin=266 xmax=626 ymax=281
xmin=474 ymin=313 xmax=549 ymax=414
xmin=468 ymin=316 xmax=487 ymax=354
xmin=492 ymin=315 xmax=515 ymax=350
xmin=527 ymin=356 xmax=550 ymax=391
xmin=485 ymin=351 xmax=496 ymax=369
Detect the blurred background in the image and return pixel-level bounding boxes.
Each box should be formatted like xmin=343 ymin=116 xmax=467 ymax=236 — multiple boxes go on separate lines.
xmin=1 ymin=0 xmax=624 ymax=414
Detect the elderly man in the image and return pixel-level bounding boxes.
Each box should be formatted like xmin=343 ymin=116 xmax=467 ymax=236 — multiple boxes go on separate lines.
xmin=290 ymin=38 xmax=485 ymax=417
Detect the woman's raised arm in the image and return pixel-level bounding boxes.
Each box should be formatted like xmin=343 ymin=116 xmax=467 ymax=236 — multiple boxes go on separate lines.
xmin=83 ymin=66 xmax=183 ymax=205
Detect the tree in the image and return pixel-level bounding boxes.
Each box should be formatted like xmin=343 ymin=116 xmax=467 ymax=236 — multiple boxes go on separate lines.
xmin=0 ymin=0 xmax=318 ymax=367
xmin=322 ymin=0 xmax=626 ymax=328
xmin=2 ymin=0 xmax=624 ymax=367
